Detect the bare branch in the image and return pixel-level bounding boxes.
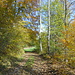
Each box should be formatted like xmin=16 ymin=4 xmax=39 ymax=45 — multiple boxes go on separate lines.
xmin=68 ymin=1 xmax=75 ymax=8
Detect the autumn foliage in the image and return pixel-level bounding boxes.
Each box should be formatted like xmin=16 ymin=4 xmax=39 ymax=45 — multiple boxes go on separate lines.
xmin=61 ymin=20 xmax=75 ymax=50
xmin=0 ymin=0 xmax=38 ymax=67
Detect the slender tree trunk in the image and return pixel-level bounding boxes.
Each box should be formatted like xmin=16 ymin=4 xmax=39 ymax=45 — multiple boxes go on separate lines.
xmin=39 ymin=0 xmax=42 ymax=51
xmin=47 ymin=0 xmax=50 ymax=54
xmin=15 ymin=0 xmax=17 ymax=16
xmin=64 ymin=0 xmax=67 ymax=62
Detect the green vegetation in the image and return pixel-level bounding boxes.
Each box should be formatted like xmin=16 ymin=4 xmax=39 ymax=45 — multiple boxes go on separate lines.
xmin=24 ymin=47 xmax=37 ymax=52
xmin=25 ymin=56 xmax=34 ymax=68
xmin=0 ymin=0 xmax=75 ymax=74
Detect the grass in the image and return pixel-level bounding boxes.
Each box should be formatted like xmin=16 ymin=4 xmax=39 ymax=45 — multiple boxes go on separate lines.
xmin=25 ymin=56 xmax=34 ymax=67
xmin=24 ymin=47 xmax=36 ymax=52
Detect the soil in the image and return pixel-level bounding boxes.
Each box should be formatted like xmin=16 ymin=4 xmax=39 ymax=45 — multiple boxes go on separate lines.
xmin=1 ymin=52 xmax=75 ymax=75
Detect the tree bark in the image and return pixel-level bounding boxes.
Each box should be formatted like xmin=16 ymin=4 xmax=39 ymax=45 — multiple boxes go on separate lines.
xmin=64 ymin=0 xmax=67 ymax=62
xmin=39 ymin=0 xmax=43 ymax=51
xmin=47 ymin=0 xmax=51 ymax=54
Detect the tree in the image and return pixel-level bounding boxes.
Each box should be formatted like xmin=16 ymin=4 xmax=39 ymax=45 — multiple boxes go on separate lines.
xmin=40 ymin=0 xmax=65 ymax=57
xmin=39 ymin=0 xmax=43 ymax=51
xmin=61 ymin=20 xmax=75 ymax=67
xmin=0 ymin=0 xmax=38 ymax=66
xmin=47 ymin=0 xmax=51 ymax=54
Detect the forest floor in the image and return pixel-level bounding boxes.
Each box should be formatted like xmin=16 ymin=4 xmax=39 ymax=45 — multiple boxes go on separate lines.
xmin=1 ymin=52 xmax=75 ymax=75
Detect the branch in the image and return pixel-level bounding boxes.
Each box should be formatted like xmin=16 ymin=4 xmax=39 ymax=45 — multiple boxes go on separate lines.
xmin=68 ymin=1 xmax=75 ymax=8
xmin=68 ymin=19 xmax=74 ymax=25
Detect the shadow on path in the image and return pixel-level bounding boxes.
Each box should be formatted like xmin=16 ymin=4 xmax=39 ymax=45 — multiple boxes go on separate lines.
xmin=0 ymin=53 xmax=74 ymax=75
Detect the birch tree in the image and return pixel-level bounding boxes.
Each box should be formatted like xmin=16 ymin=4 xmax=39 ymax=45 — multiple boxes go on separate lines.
xmin=39 ymin=0 xmax=43 ymax=51
xmin=47 ymin=0 xmax=51 ymax=54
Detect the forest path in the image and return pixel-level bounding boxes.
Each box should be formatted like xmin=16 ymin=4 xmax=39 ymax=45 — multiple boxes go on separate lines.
xmin=19 ymin=52 xmax=52 ymax=75
xmin=4 ymin=52 xmax=56 ymax=75
xmin=4 ymin=52 xmax=75 ymax=75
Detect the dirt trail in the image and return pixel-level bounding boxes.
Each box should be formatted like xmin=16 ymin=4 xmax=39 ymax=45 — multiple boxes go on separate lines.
xmin=3 ymin=52 xmax=75 ymax=75
xmin=22 ymin=53 xmax=50 ymax=75
xmin=3 ymin=53 xmax=54 ymax=75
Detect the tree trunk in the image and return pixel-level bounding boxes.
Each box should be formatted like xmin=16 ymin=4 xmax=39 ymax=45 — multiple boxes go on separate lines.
xmin=47 ymin=0 xmax=50 ymax=54
xmin=39 ymin=0 xmax=42 ymax=51
xmin=64 ymin=0 xmax=67 ymax=62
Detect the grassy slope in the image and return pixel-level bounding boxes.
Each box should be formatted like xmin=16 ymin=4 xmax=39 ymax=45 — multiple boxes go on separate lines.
xmin=24 ymin=47 xmax=36 ymax=52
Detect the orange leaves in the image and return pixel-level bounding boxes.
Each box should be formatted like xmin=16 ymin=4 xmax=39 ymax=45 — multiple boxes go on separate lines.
xmin=0 ymin=0 xmax=13 ymax=8
xmin=61 ymin=39 xmax=66 ymax=43
xmin=20 ymin=0 xmax=37 ymax=5
xmin=18 ymin=1 xmax=24 ymax=4
xmin=61 ymin=20 xmax=75 ymax=50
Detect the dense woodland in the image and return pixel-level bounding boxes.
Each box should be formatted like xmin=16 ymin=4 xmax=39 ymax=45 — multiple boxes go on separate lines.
xmin=1 ymin=0 xmax=75 ymax=75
